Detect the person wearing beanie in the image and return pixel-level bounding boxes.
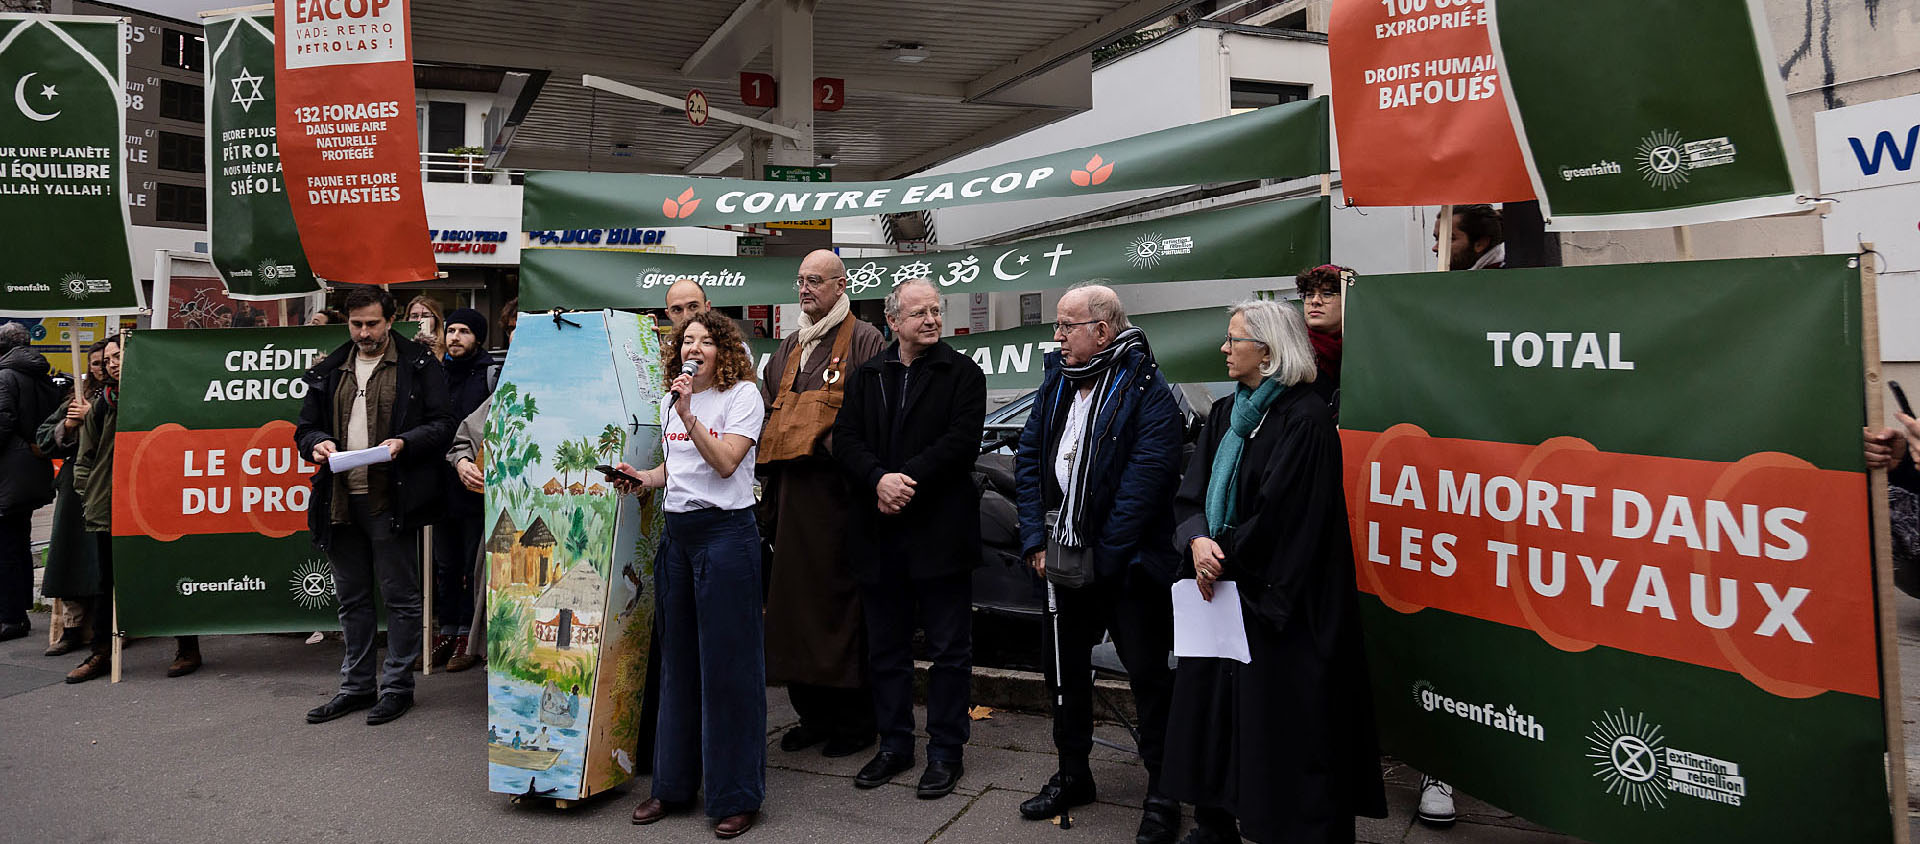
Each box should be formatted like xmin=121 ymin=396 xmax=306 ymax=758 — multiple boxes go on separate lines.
xmin=430 ymin=307 xmax=495 ymax=670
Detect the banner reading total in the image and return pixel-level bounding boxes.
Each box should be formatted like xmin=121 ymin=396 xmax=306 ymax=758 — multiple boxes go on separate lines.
xmin=0 ymin=15 xmax=140 ymax=316
xmin=1341 ymin=256 xmax=1890 ymax=842
xmin=522 ymin=197 xmax=1329 ymax=311
xmin=112 ymin=326 xmax=349 ymax=636
xmin=274 ymin=0 xmax=436 ymax=284
xmin=1328 ymin=0 xmax=1532 ymax=206
xmin=525 ymin=97 xmax=1329 ymax=229
xmin=206 ymin=11 xmax=320 ymax=300
xmin=1488 ymin=0 xmax=1809 ymax=230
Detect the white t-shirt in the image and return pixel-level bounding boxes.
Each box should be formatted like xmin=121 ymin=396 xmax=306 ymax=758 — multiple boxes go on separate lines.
xmin=1054 ymin=387 xmax=1091 ymax=495
xmin=660 ymin=381 xmax=765 ymax=513
xmin=345 ymin=354 xmax=379 ymax=494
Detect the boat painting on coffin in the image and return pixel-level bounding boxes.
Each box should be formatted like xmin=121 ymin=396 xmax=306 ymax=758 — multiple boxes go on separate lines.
xmin=483 ymin=310 xmax=664 ymax=801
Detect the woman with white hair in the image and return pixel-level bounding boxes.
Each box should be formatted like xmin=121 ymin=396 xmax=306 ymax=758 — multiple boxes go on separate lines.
xmin=1159 ymin=300 xmax=1386 ymax=844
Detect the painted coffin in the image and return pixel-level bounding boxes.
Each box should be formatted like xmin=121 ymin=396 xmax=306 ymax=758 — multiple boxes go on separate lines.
xmin=483 ymin=310 xmax=666 ymax=800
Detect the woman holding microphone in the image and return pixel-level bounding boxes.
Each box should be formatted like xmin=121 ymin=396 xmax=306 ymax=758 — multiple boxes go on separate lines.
xmin=612 ymin=311 xmax=766 ymax=839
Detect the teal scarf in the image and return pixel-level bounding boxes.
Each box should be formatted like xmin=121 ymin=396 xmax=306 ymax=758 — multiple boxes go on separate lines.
xmin=1205 ymin=377 xmax=1286 ymax=536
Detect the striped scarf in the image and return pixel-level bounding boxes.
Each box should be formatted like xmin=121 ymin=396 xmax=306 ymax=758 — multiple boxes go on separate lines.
xmin=1052 ymin=326 xmax=1149 ymax=548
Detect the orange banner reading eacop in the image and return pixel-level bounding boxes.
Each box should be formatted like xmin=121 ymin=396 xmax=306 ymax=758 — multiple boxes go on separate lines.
xmin=1328 ymin=0 xmax=1533 ymax=206
xmin=112 ymin=421 xmax=316 ymax=541
xmin=1342 ymin=425 xmax=1878 ymax=700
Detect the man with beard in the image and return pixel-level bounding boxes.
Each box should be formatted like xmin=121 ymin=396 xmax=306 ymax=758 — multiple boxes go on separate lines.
xmin=296 ymin=286 xmax=454 ymax=725
xmin=430 ymin=308 xmax=494 ymax=671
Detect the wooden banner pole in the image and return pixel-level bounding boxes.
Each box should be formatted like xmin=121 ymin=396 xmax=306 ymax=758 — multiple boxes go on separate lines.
xmin=1859 ymin=242 xmax=1910 ymax=844
xmin=1673 ymin=226 xmax=1696 ymax=261
xmin=421 ymin=525 xmax=434 ymax=676
xmin=1436 ymin=205 xmax=1454 ymax=272
xmin=110 ymin=593 xmax=121 ymax=683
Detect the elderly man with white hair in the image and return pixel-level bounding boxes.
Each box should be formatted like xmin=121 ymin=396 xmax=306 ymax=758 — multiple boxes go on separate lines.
xmin=1013 ymin=282 xmax=1185 ymax=844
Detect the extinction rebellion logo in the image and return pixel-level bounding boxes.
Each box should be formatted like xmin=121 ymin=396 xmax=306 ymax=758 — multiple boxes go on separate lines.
xmin=289 ymin=558 xmax=336 ymax=610
xmin=59 ymin=271 xmax=113 ymax=300
xmin=1412 ymin=680 xmax=1544 ymax=742
xmin=1122 ymin=232 xmax=1194 ymax=270
xmin=1587 ymin=708 xmax=1746 ymax=809
xmin=256 ymin=258 xmax=297 ymax=287
xmin=1635 ymin=129 xmax=1738 ymax=191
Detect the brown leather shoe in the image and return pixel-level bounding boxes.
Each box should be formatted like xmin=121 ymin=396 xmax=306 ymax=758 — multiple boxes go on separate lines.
xmin=714 ymin=811 xmax=757 ymax=839
xmin=66 ymin=653 xmax=109 ymax=684
xmin=446 ymin=651 xmax=482 ymax=672
xmin=631 ymin=797 xmax=682 ymax=825
xmin=167 ymin=647 xmax=202 ymax=678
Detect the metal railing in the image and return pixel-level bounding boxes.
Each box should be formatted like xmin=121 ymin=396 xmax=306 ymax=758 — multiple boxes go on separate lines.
xmin=419 ymin=152 xmax=525 ymax=185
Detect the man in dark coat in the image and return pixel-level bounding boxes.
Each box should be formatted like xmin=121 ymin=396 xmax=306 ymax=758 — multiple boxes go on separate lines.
xmin=831 ymin=279 xmax=987 ymax=799
xmin=0 ymin=322 xmax=60 ymax=641
xmin=760 ymin=249 xmax=886 ymax=757
xmin=430 ymin=307 xmax=494 ymax=670
xmin=1013 ymin=283 xmax=1184 ymax=844
xmin=295 ymin=286 xmax=454 ymax=726
xmin=35 ymin=340 xmax=106 ymax=655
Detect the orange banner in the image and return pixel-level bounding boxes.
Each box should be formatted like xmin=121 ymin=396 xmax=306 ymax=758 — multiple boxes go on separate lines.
xmin=1329 ymin=0 xmax=1533 ymax=206
xmin=274 ymin=0 xmax=437 ymax=283
xmin=1342 ymin=425 xmax=1878 ymax=699
xmin=112 ymin=422 xmax=317 ymax=541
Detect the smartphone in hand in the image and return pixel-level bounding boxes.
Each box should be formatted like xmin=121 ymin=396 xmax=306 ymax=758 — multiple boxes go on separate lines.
xmin=1893 ymin=381 xmax=1914 ymax=418
xmin=595 ymin=464 xmax=645 ymax=484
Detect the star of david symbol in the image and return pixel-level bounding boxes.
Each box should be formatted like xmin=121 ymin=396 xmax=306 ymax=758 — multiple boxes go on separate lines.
xmin=230 ymin=67 xmax=265 ymax=113
xmin=1609 ymin=736 xmax=1657 ymax=782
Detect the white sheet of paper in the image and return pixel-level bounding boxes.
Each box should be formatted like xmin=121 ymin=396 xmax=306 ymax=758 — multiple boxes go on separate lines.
xmin=327 ymin=445 xmax=393 ymax=473
xmin=1171 ymin=579 xmax=1252 ymax=665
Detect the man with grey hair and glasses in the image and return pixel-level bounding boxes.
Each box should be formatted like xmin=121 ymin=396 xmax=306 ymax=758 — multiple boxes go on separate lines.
xmin=1013 ymin=282 xmax=1185 ymax=844
xmin=832 ymin=278 xmax=986 ymax=798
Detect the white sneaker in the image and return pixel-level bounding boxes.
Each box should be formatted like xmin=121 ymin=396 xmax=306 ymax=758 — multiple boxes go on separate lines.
xmin=1418 ymin=776 xmax=1456 ymax=827
xmin=304 ymin=631 xmax=325 ymax=645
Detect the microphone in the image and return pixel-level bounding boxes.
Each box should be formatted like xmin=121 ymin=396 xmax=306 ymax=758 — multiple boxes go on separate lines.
xmin=668 ymin=359 xmax=700 ymax=408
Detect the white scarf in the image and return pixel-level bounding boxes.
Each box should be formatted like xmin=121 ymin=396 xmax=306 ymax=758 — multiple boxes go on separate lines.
xmin=793 ymin=292 xmax=850 ymax=364
xmin=1469 ymin=241 xmax=1507 ymax=271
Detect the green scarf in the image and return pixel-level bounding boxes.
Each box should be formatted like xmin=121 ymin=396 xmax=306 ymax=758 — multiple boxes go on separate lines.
xmin=1205 ymin=377 xmax=1286 ymax=537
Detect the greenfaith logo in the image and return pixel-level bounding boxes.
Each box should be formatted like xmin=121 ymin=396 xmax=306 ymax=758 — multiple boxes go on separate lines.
xmin=289 ymin=558 xmax=335 ymax=610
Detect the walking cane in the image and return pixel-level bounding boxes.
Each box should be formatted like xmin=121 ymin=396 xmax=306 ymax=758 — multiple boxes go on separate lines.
xmin=1045 ymin=579 xmax=1072 ymax=830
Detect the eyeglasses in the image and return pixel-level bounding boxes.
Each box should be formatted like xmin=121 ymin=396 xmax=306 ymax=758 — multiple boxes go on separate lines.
xmin=1224 ymin=335 xmax=1267 ymax=346
xmin=1054 ymin=319 xmax=1104 ymax=335
xmin=1302 ymin=290 xmax=1342 ymax=303
xmin=901 ymin=306 xmax=942 ymax=321
xmin=794 ymin=274 xmax=846 ymax=291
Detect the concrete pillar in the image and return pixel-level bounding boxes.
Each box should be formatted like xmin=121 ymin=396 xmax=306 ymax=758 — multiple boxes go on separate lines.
xmin=768 ymin=0 xmax=815 ymax=167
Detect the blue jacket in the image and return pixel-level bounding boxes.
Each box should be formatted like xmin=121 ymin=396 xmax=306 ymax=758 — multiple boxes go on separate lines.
xmin=1015 ymin=345 xmax=1183 ymax=585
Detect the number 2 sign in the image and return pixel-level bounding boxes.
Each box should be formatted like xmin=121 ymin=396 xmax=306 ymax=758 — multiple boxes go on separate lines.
xmin=814 ymin=77 xmax=844 ymax=112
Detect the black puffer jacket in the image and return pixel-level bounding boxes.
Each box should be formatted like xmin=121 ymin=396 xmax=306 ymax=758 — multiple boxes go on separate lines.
xmin=0 ymin=346 xmax=60 ymax=515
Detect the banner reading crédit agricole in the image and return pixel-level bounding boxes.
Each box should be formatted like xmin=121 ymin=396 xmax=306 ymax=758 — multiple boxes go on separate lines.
xmin=112 ymin=326 xmax=347 ymax=636
xmin=1342 ymin=256 xmax=1890 ymax=843
xmin=274 ymin=0 xmax=435 ymax=284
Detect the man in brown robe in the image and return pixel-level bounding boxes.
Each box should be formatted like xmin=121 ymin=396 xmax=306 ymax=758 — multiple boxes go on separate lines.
xmin=760 ymin=249 xmax=885 ymax=757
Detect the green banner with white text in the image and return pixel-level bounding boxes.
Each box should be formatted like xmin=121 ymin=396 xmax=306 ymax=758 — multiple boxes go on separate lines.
xmin=1489 ymin=0 xmax=1808 ymax=230
xmin=205 ymin=12 xmax=320 ymax=301
xmin=1341 ymin=256 xmax=1890 ymax=842
xmin=750 ymin=304 xmax=1241 ymax=392
xmin=112 ymin=326 xmax=351 ymax=636
xmin=525 ymin=98 xmax=1329 ymax=229
xmin=0 ymin=14 xmax=139 ymax=316
xmin=523 ymin=197 xmax=1328 ymax=311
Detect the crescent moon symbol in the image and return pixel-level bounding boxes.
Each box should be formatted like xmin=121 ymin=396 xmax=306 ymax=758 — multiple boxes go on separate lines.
xmin=15 ymin=73 xmax=60 ymax=122
xmin=992 ymin=249 xmax=1028 ymax=282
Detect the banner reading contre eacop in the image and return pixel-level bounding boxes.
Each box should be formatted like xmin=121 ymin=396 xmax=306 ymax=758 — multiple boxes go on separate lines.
xmin=112 ymin=326 xmax=348 ymax=636
xmin=1342 ymin=256 xmax=1890 ymax=843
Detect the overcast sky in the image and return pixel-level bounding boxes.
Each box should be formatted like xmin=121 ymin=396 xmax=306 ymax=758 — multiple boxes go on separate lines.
xmin=112 ymin=0 xmax=232 ymax=23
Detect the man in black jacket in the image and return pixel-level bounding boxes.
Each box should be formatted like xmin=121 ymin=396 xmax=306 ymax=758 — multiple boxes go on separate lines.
xmin=430 ymin=307 xmax=494 ymax=670
xmin=832 ymin=279 xmax=986 ymax=799
xmin=1014 ymin=283 xmax=1184 ymax=844
xmin=295 ymin=286 xmax=454 ymax=725
xmin=0 ymin=322 xmax=60 ymax=641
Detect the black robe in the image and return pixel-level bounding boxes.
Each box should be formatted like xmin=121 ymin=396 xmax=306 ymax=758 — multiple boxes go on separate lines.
xmin=1161 ymin=384 xmax=1387 ymax=844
